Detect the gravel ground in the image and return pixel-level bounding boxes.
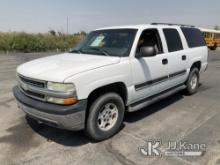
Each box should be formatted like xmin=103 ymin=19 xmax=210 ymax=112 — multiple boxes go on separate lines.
xmin=0 ymin=51 xmax=220 ymax=165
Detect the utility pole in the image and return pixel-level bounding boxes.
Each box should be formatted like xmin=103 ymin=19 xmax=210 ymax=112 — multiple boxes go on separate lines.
xmin=66 ymin=16 xmax=69 ymax=35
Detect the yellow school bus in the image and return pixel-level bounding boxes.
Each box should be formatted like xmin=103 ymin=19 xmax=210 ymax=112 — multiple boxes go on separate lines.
xmin=200 ymin=28 xmax=220 ymax=50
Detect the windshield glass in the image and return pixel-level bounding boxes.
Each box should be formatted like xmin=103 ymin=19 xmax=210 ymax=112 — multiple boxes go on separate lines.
xmin=71 ymin=29 xmax=137 ymax=57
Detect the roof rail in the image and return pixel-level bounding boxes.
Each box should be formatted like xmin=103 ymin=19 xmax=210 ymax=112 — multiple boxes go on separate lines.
xmin=151 ymin=23 xmax=195 ymax=28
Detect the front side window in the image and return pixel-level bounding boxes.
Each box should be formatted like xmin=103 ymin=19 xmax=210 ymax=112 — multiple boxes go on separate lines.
xmin=136 ymin=29 xmax=163 ymax=55
xmin=71 ymin=29 xmax=137 ymax=57
xmin=163 ymin=29 xmax=183 ymax=52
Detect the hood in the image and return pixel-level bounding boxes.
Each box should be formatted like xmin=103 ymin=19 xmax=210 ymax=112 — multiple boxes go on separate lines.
xmin=17 ymin=53 xmax=120 ymax=82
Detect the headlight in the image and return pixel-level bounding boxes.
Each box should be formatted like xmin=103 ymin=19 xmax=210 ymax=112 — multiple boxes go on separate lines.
xmin=47 ymin=82 xmax=77 ymax=105
xmin=47 ymin=82 xmax=76 ymax=93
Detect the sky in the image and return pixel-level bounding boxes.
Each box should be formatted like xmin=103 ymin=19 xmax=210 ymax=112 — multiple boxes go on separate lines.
xmin=0 ymin=0 xmax=219 ymax=33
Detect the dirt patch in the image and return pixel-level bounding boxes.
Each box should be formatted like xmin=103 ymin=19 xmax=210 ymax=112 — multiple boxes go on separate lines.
xmin=105 ymin=139 xmax=135 ymax=165
xmin=0 ymin=117 xmax=41 ymax=163
xmin=0 ymin=98 xmax=15 ymax=108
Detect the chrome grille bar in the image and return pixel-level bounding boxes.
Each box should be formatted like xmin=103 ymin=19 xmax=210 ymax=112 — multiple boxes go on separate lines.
xmin=18 ymin=74 xmax=46 ymax=88
xmin=17 ymin=74 xmax=74 ymax=101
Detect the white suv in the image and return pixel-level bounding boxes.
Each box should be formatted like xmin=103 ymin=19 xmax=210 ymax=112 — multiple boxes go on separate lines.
xmin=13 ymin=23 xmax=208 ymax=141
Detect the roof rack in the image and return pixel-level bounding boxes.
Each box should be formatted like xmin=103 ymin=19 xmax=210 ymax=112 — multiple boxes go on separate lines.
xmin=151 ymin=23 xmax=195 ymax=28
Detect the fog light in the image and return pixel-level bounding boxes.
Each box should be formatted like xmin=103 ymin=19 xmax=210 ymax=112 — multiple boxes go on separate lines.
xmin=47 ymin=97 xmax=78 ymax=105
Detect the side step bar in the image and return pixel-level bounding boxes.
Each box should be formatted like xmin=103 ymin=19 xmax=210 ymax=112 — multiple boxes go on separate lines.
xmin=127 ymin=84 xmax=186 ymax=112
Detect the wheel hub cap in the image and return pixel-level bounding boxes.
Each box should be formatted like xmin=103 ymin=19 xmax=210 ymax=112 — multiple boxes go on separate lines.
xmin=97 ymin=103 xmax=119 ymax=131
xmin=190 ymin=74 xmax=198 ymax=90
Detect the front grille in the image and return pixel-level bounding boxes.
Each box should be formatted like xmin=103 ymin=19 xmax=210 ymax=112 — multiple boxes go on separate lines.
xmin=18 ymin=75 xmax=46 ymax=101
xmin=25 ymin=90 xmax=45 ymax=99
xmin=19 ymin=75 xmax=45 ymax=88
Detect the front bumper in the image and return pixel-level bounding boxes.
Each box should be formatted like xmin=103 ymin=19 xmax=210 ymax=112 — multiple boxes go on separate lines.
xmin=13 ymin=86 xmax=87 ymax=131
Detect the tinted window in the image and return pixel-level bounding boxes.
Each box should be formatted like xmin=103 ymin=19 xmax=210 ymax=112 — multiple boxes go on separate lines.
xmin=181 ymin=27 xmax=206 ymax=48
xmin=163 ymin=29 xmax=183 ymax=52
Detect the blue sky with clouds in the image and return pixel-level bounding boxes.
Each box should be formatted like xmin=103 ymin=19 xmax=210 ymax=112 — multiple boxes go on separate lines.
xmin=0 ymin=0 xmax=219 ymax=33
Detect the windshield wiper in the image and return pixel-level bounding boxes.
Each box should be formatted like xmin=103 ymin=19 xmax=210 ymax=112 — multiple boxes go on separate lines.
xmin=70 ymin=49 xmax=82 ymax=54
xmin=89 ymin=47 xmax=110 ymax=56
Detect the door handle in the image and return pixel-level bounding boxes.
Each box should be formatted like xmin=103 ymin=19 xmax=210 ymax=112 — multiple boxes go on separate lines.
xmin=182 ymin=55 xmax=187 ymax=61
xmin=162 ymin=58 xmax=168 ymax=65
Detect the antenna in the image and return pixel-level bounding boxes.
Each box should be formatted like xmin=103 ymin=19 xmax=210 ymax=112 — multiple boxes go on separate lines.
xmin=66 ymin=16 xmax=69 ymax=34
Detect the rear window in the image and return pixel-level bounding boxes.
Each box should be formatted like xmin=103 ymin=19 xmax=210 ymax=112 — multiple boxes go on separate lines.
xmin=181 ymin=27 xmax=206 ymax=48
xmin=163 ymin=29 xmax=183 ymax=52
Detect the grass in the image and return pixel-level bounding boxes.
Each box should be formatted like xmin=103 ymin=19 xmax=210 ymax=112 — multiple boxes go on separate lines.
xmin=0 ymin=31 xmax=85 ymax=53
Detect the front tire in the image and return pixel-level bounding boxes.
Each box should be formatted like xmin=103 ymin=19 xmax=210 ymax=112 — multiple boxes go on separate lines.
xmin=85 ymin=93 xmax=125 ymax=141
xmin=185 ymin=68 xmax=199 ymax=95
xmin=213 ymin=43 xmax=217 ymax=50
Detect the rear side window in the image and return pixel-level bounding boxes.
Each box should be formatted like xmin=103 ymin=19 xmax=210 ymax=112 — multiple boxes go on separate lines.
xmin=163 ymin=29 xmax=183 ymax=52
xmin=181 ymin=27 xmax=206 ymax=48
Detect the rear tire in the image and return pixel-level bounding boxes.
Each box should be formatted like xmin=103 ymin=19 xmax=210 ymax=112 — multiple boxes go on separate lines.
xmin=85 ymin=93 xmax=125 ymax=141
xmin=185 ymin=68 xmax=199 ymax=95
xmin=211 ymin=43 xmax=217 ymax=50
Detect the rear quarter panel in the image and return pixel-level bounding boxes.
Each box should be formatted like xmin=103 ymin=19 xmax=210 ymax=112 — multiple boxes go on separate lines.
xmin=185 ymin=46 xmax=208 ymax=73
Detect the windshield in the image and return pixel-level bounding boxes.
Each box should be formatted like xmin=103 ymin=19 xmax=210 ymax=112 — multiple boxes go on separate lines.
xmin=71 ymin=29 xmax=137 ymax=57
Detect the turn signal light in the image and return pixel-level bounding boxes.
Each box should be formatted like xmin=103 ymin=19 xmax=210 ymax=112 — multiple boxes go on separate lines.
xmin=63 ymin=97 xmax=78 ymax=105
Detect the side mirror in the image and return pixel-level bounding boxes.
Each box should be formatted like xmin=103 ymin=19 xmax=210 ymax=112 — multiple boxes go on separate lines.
xmin=137 ymin=46 xmax=156 ymax=58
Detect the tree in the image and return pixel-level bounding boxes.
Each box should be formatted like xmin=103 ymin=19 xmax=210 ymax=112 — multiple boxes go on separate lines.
xmin=214 ymin=25 xmax=220 ymax=30
xmin=80 ymin=31 xmax=87 ymax=36
xmin=49 ymin=30 xmax=56 ymax=36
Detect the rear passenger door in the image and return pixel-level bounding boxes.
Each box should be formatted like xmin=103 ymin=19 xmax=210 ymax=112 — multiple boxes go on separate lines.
xmin=131 ymin=28 xmax=170 ymax=102
xmin=163 ymin=28 xmax=188 ymax=88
